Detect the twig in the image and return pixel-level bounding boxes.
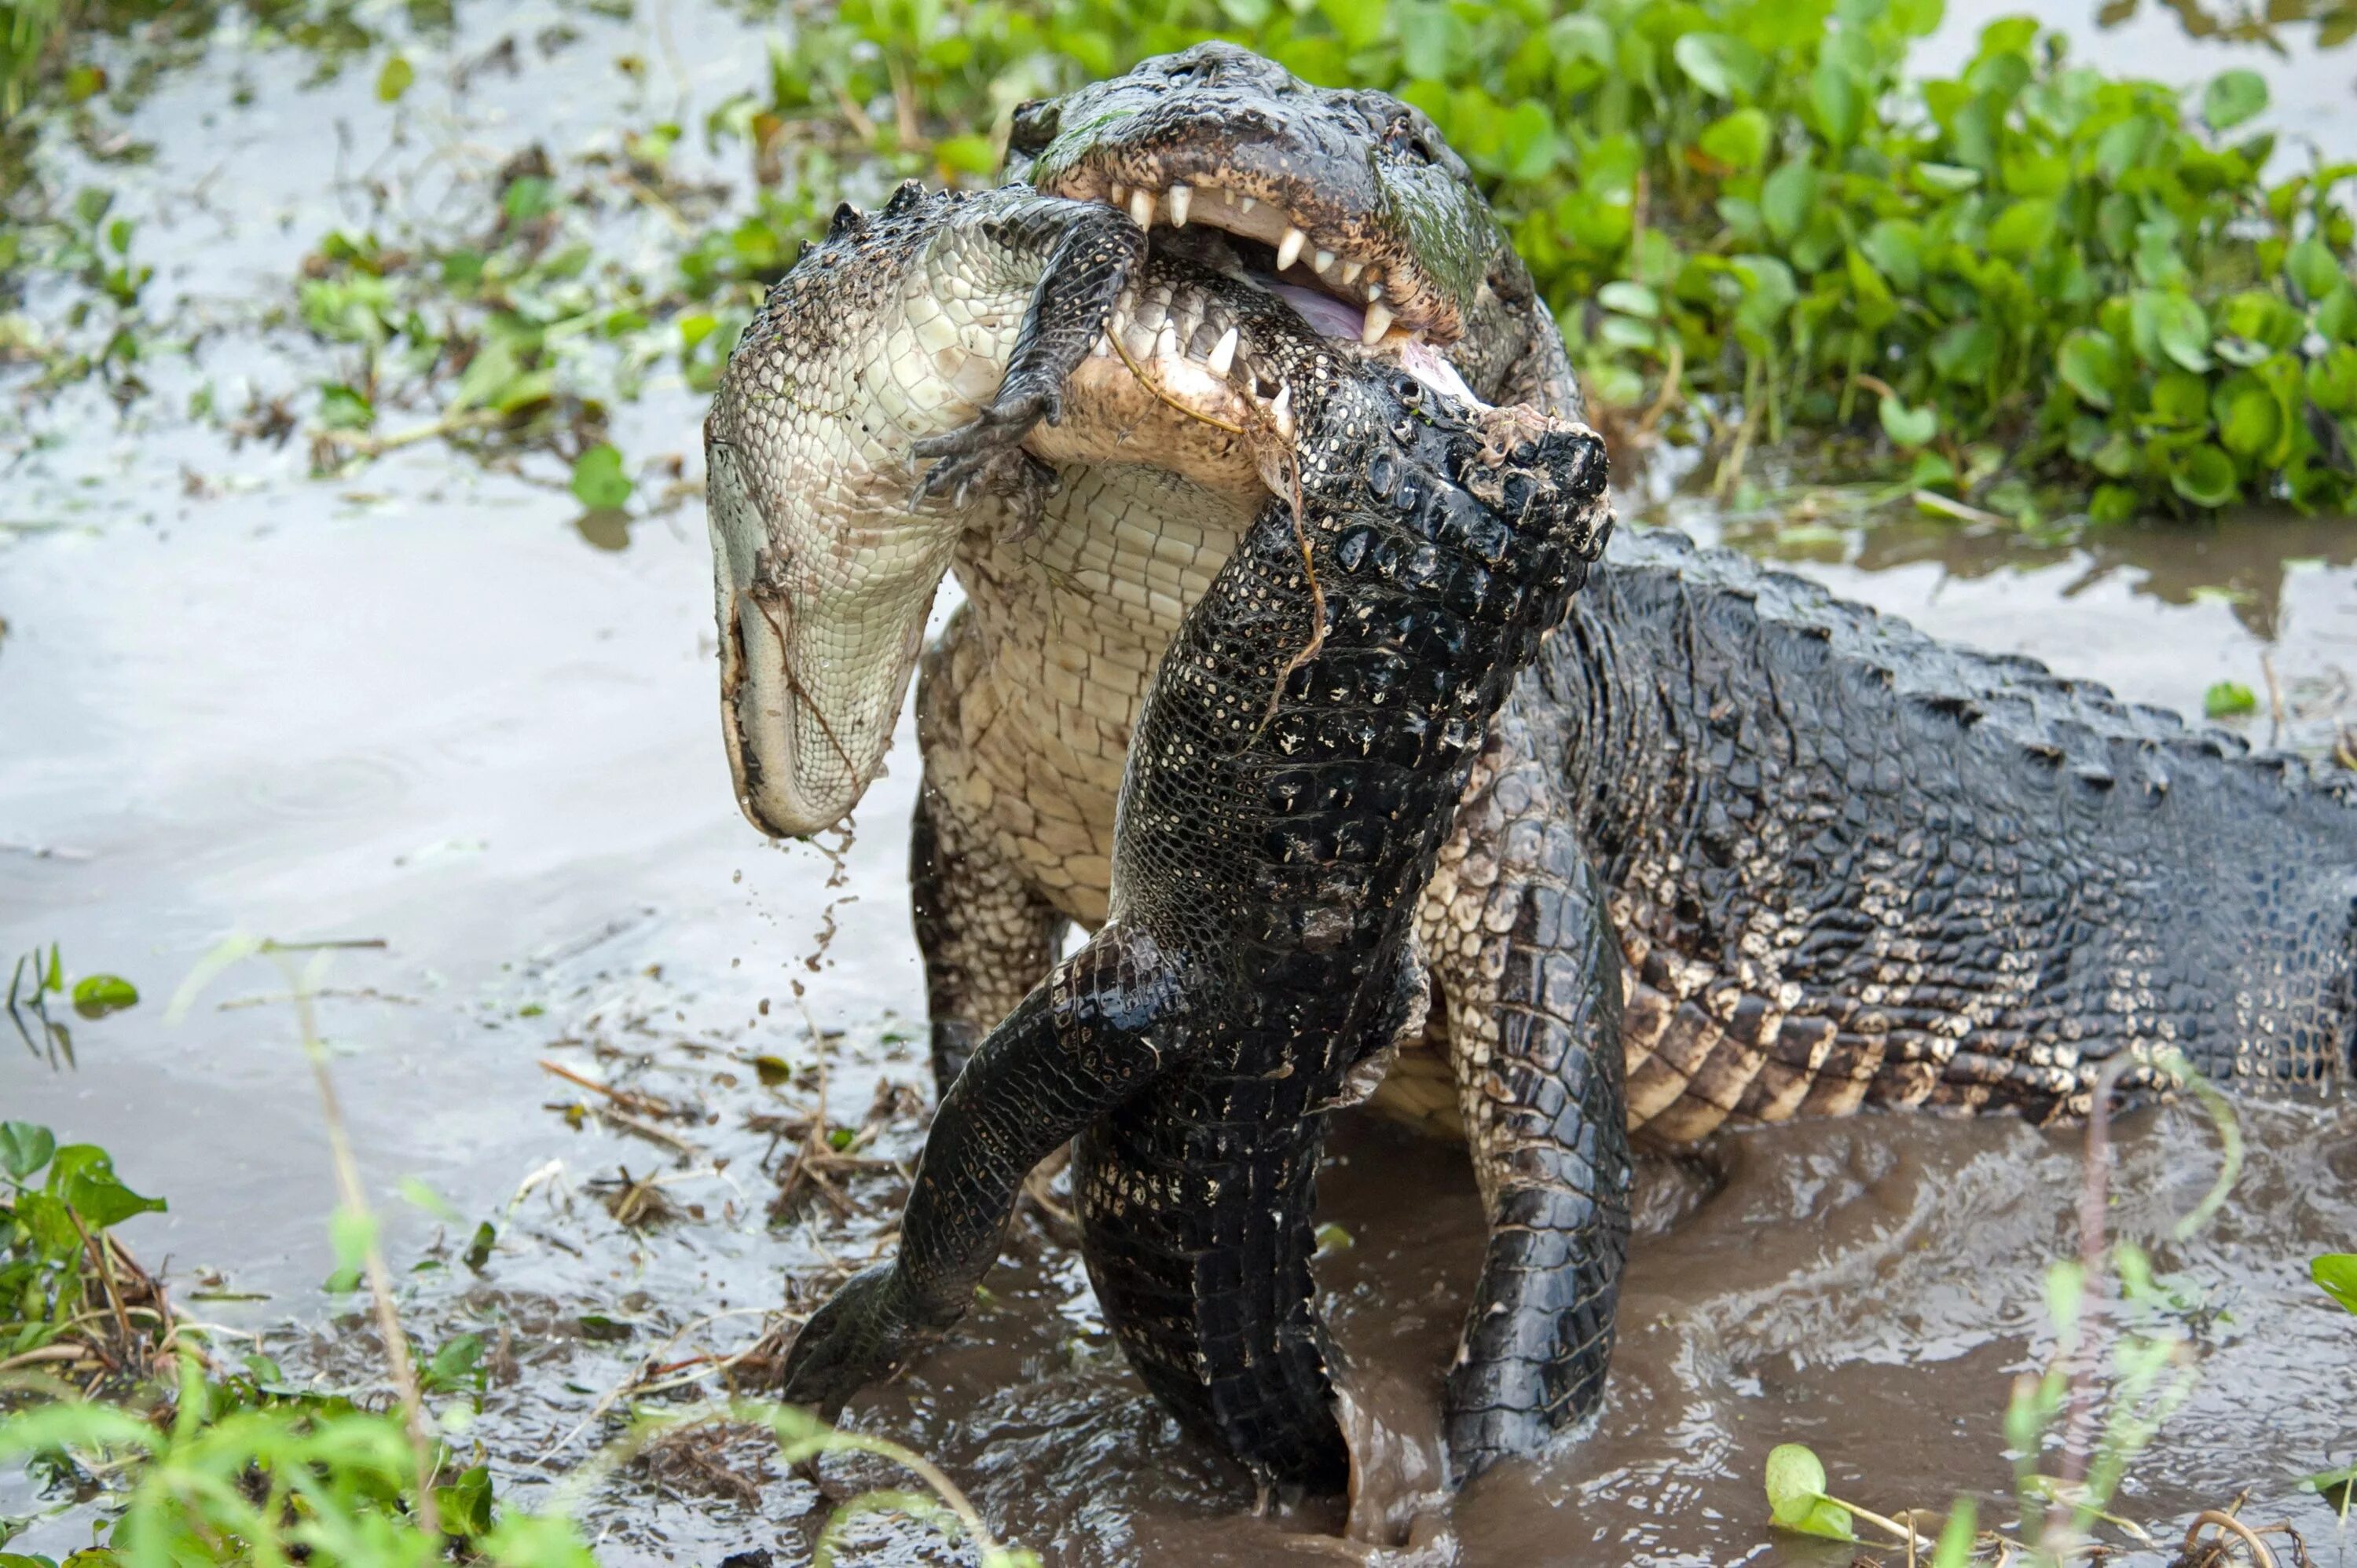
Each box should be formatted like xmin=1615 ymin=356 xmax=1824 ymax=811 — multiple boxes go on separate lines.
xmin=268 ymin=947 xmax=442 ymax=1539
xmin=2182 ymin=1508 xmax=2278 ymax=1567
xmin=1912 ymin=489 xmax=2007 ymax=527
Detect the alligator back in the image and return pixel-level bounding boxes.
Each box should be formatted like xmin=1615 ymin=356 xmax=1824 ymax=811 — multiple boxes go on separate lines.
xmin=1538 ymin=526 xmax=2357 ymax=1141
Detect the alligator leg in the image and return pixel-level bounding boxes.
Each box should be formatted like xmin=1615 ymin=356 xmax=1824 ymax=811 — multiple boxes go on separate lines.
xmin=910 ymin=619 xmax=1070 ymax=1085
xmin=780 ymin=922 xmax=1186 ymax=1416
xmin=1420 ymin=701 xmax=1633 ymax=1482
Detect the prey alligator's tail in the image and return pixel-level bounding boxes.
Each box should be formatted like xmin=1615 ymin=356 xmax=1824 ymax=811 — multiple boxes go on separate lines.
xmin=1075 ymin=1069 xmax=1351 ymax=1493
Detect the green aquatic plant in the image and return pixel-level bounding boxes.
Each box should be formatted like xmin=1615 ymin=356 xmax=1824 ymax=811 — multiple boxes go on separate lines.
xmin=694 ymin=0 xmax=2357 ymax=524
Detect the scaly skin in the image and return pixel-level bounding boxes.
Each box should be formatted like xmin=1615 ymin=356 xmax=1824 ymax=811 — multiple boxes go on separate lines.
xmin=771 ymin=226 xmax=1613 ymax=1485
xmin=718 ymin=44 xmax=2357 ymax=1483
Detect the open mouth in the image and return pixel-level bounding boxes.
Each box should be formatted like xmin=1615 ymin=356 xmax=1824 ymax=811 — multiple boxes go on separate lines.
xmin=1036 ymin=166 xmax=1461 ymax=355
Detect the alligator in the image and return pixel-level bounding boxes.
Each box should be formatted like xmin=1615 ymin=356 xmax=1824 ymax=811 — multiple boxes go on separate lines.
xmin=709 ymin=43 xmax=2357 ymax=1484
xmin=715 ymin=180 xmax=1615 ymax=1489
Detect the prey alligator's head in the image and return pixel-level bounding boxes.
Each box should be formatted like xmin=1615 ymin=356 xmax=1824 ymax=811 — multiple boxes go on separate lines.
xmin=1008 ymin=42 xmax=1500 ymax=357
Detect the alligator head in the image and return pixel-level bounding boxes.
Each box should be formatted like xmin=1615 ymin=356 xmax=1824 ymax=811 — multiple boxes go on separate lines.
xmin=1007 ymin=42 xmax=1547 ymax=403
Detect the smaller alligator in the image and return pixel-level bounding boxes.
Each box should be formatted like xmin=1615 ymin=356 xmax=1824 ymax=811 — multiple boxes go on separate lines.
xmin=734 ymin=184 xmax=1612 ymax=1490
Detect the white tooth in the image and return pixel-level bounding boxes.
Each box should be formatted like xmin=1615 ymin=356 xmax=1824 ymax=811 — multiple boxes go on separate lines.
xmin=1109 ymin=182 xmax=1126 ymax=208
xmin=1131 ymin=186 xmax=1157 ymax=228
xmin=1365 ymin=280 xmax=1384 ymax=301
xmin=1268 ymin=383 xmax=1294 ymax=438
xmin=1361 ymin=301 xmax=1395 ymax=346
xmin=1275 ymin=225 xmax=1307 ymax=272
xmin=1168 ymin=184 xmax=1192 ymax=226
xmin=1340 ymin=259 xmax=1365 ymax=286
xmin=1206 ymin=324 xmax=1239 ymax=376
xmin=1314 ymin=248 xmax=1336 ymax=275
xmin=1237 ymin=196 xmax=1257 ymax=214
xmin=1157 ymin=321 xmax=1179 ymax=359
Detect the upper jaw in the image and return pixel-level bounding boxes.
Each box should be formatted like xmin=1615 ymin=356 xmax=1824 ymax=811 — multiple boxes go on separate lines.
xmin=1032 ymin=155 xmax=1465 ymax=351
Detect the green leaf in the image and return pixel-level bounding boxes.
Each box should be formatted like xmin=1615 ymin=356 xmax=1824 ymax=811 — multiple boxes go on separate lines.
xmin=1761 ymin=163 xmax=1819 ymax=244
xmin=1931 ymin=1498 xmax=1978 ymax=1568
xmin=1599 ymin=280 xmax=1661 ymax=319
xmin=376 ymin=53 xmax=415 ymax=104
xmin=570 ymin=444 xmax=634 ymax=510
xmin=2288 ymin=238 xmax=2348 ymax=302
xmin=2088 ymin=483 xmax=2139 ymax=525
xmin=2169 ymin=445 xmax=2238 ymax=507
xmin=1314 ymin=1222 xmax=1354 ymax=1254
xmin=1494 ymin=101 xmax=1559 ymax=181
xmin=69 ymin=973 xmax=137 ymax=1018
xmin=438 ymin=1465 xmax=497 ymax=1538
xmin=932 ymin=134 xmax=996 ymax=176
xmin=1765 ymin=1443 xmax=1858 ymax=1541
xmin=1912 ymin=162 xmax=1981 ymax=194
xmin=2205 ymin=681 xmax=2258 ymax=718
xmin=1698 ymin=108 xmax=1771 ymax=171
xmin=0 ymin=1123 xmax=56 ymax=1181
xmin=2201 ymin=68 xmax=2267 ymax=132
xmin=1317 ymin=0 xmax=1387 ymax=52
xmin=2151 ymin=294 xmax=2214 ymax=373
xmin=48 ymin=1145 xmax=166 ymax=1229
xmin=2058 ymin=329 xmax=2122 ymax=409
xmin=1879 ymin=396 xmax=1937 ymax=447
xmin=1809 ymin=64 xmax=1864 ymax=148
xmin=2302 ymin=1462 xmax=2357 ymax=1509
xmin=2312 ymin=1253 xmax=2357 ymax=1315
xmin=329 ymin=1203 xmax=378 ymax=1272
xmin=1987 ymin=196 xmax=2057 ymax=259
xmin=1673 ymin=33 xmax=1764 ymax=100
xmin=2216 ymin=379 xmax=2281 ymax=459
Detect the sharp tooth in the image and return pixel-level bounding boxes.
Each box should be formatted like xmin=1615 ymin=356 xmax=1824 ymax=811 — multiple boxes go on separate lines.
xmin=1206 ymin=324 xmax=1239 ymax=376
xmin=1109 ymin=182 xmax=1126 ymax=208
xmin=1275 ymin=225 xmax=1307 ymax=272
xmin=1365 ymin=280 xmax=1384 ymax=302
xmin=1168 ymin=184 xmax=1192 ymax=227
xmin=1156 ymin=321 xmax=1179 ymax=359
xmin=1313 ymin=248 xmax=1336 ymax=274
xmin=1268 ymin=383 xmax=1294 ymax=438
xmin=1361 ymin=300 xmax=1395 ymax=346
xmin=1340 ymin=259 xmax=1365 ymax=286
xmin=1237 ymin=196 xmax=1257 ymax=215
xmin=1130 ymin=186 xmax=1157 ymax=229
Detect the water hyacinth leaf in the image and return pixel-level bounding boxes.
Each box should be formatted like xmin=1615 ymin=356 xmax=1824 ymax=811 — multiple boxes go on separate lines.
xmin=1912 ymin=162 xmax=1981 ymax=194
xmin=1879 ymin=395 xmax=1937 ymax=448
xmin=2204 ymin=681 xmax=2257 ymax=718
xmin=0 ymin=1123 xmax=56 ymax=1181
xmin=2152 ymin=294 xmax=2213 ymax=373
xmin=1598 ymin=280 xmax=1661 ymax=319
xmin=570 ymin=444 xmax=634 ymax=510
xmin=1673 ymin=32 xmax=1764 ymax=100
xmin=2200 ymin=68 xmax=2267 ymax=132
xmin=1761 ymin=162 xmax=1818 ymax=244
xmin=2058 ymin=329 xmax=2121 ymax=409
xmin=68 ymin=974 xmax=137 ymax=1018
xmin=2216 ymin=380 xmax=2281 ymax=459
xmin=1986 ymin=196 xmax=2056 ymax=258
xmin=2287 ymin=238 xmax=2346 ymax=303
xmin=1809 ymin=63 xmax=1863 ymax=148
xmin=2313 ymin=1253 xmax=2357 ymax=1315
xmin=1317 ymin=0 xmax=1387 ymax=53
xmin=1764 ymin=1443 xmax=1857 ymax=1541
xmin=2168 ymin=444 xmax=2237 ymax=507
xmin=1698 ymin=107 xmax=1772 ymax=171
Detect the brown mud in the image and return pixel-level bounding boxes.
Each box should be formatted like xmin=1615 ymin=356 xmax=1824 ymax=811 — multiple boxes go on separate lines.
xmin=5 ymin=0 xmax=2356 ymax=1563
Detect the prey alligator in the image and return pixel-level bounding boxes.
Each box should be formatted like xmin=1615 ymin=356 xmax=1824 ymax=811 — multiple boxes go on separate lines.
xmin=724 ymin=181 xmax=1614 ymax=1488
xmin=709 ymin=43 xmax=2357 ymax=1483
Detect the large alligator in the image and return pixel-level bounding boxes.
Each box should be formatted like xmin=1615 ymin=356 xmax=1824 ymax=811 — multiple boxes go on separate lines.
xmin=717 ymin=180 xmax=1615 ymax=1489
xmin=709 ymin=43 xmax=2357 ymax=1484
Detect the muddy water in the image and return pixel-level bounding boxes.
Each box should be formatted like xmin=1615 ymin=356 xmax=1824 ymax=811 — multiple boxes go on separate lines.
xmin=5 ymin=2 xmax=2357 ymax=1563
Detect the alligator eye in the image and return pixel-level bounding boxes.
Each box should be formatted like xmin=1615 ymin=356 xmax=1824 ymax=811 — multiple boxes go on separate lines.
xmin=1382 ymin=116 xmax=1433 ymax=163
xmin=1008 ymin=97 xmax=1059 ymax=153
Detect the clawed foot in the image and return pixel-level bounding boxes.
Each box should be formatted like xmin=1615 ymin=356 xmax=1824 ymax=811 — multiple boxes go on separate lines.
xmin=779 ymin=1262 xmax=935 ymax=1420
xmin=911 ymin=386 xmax=1062 ymax=535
